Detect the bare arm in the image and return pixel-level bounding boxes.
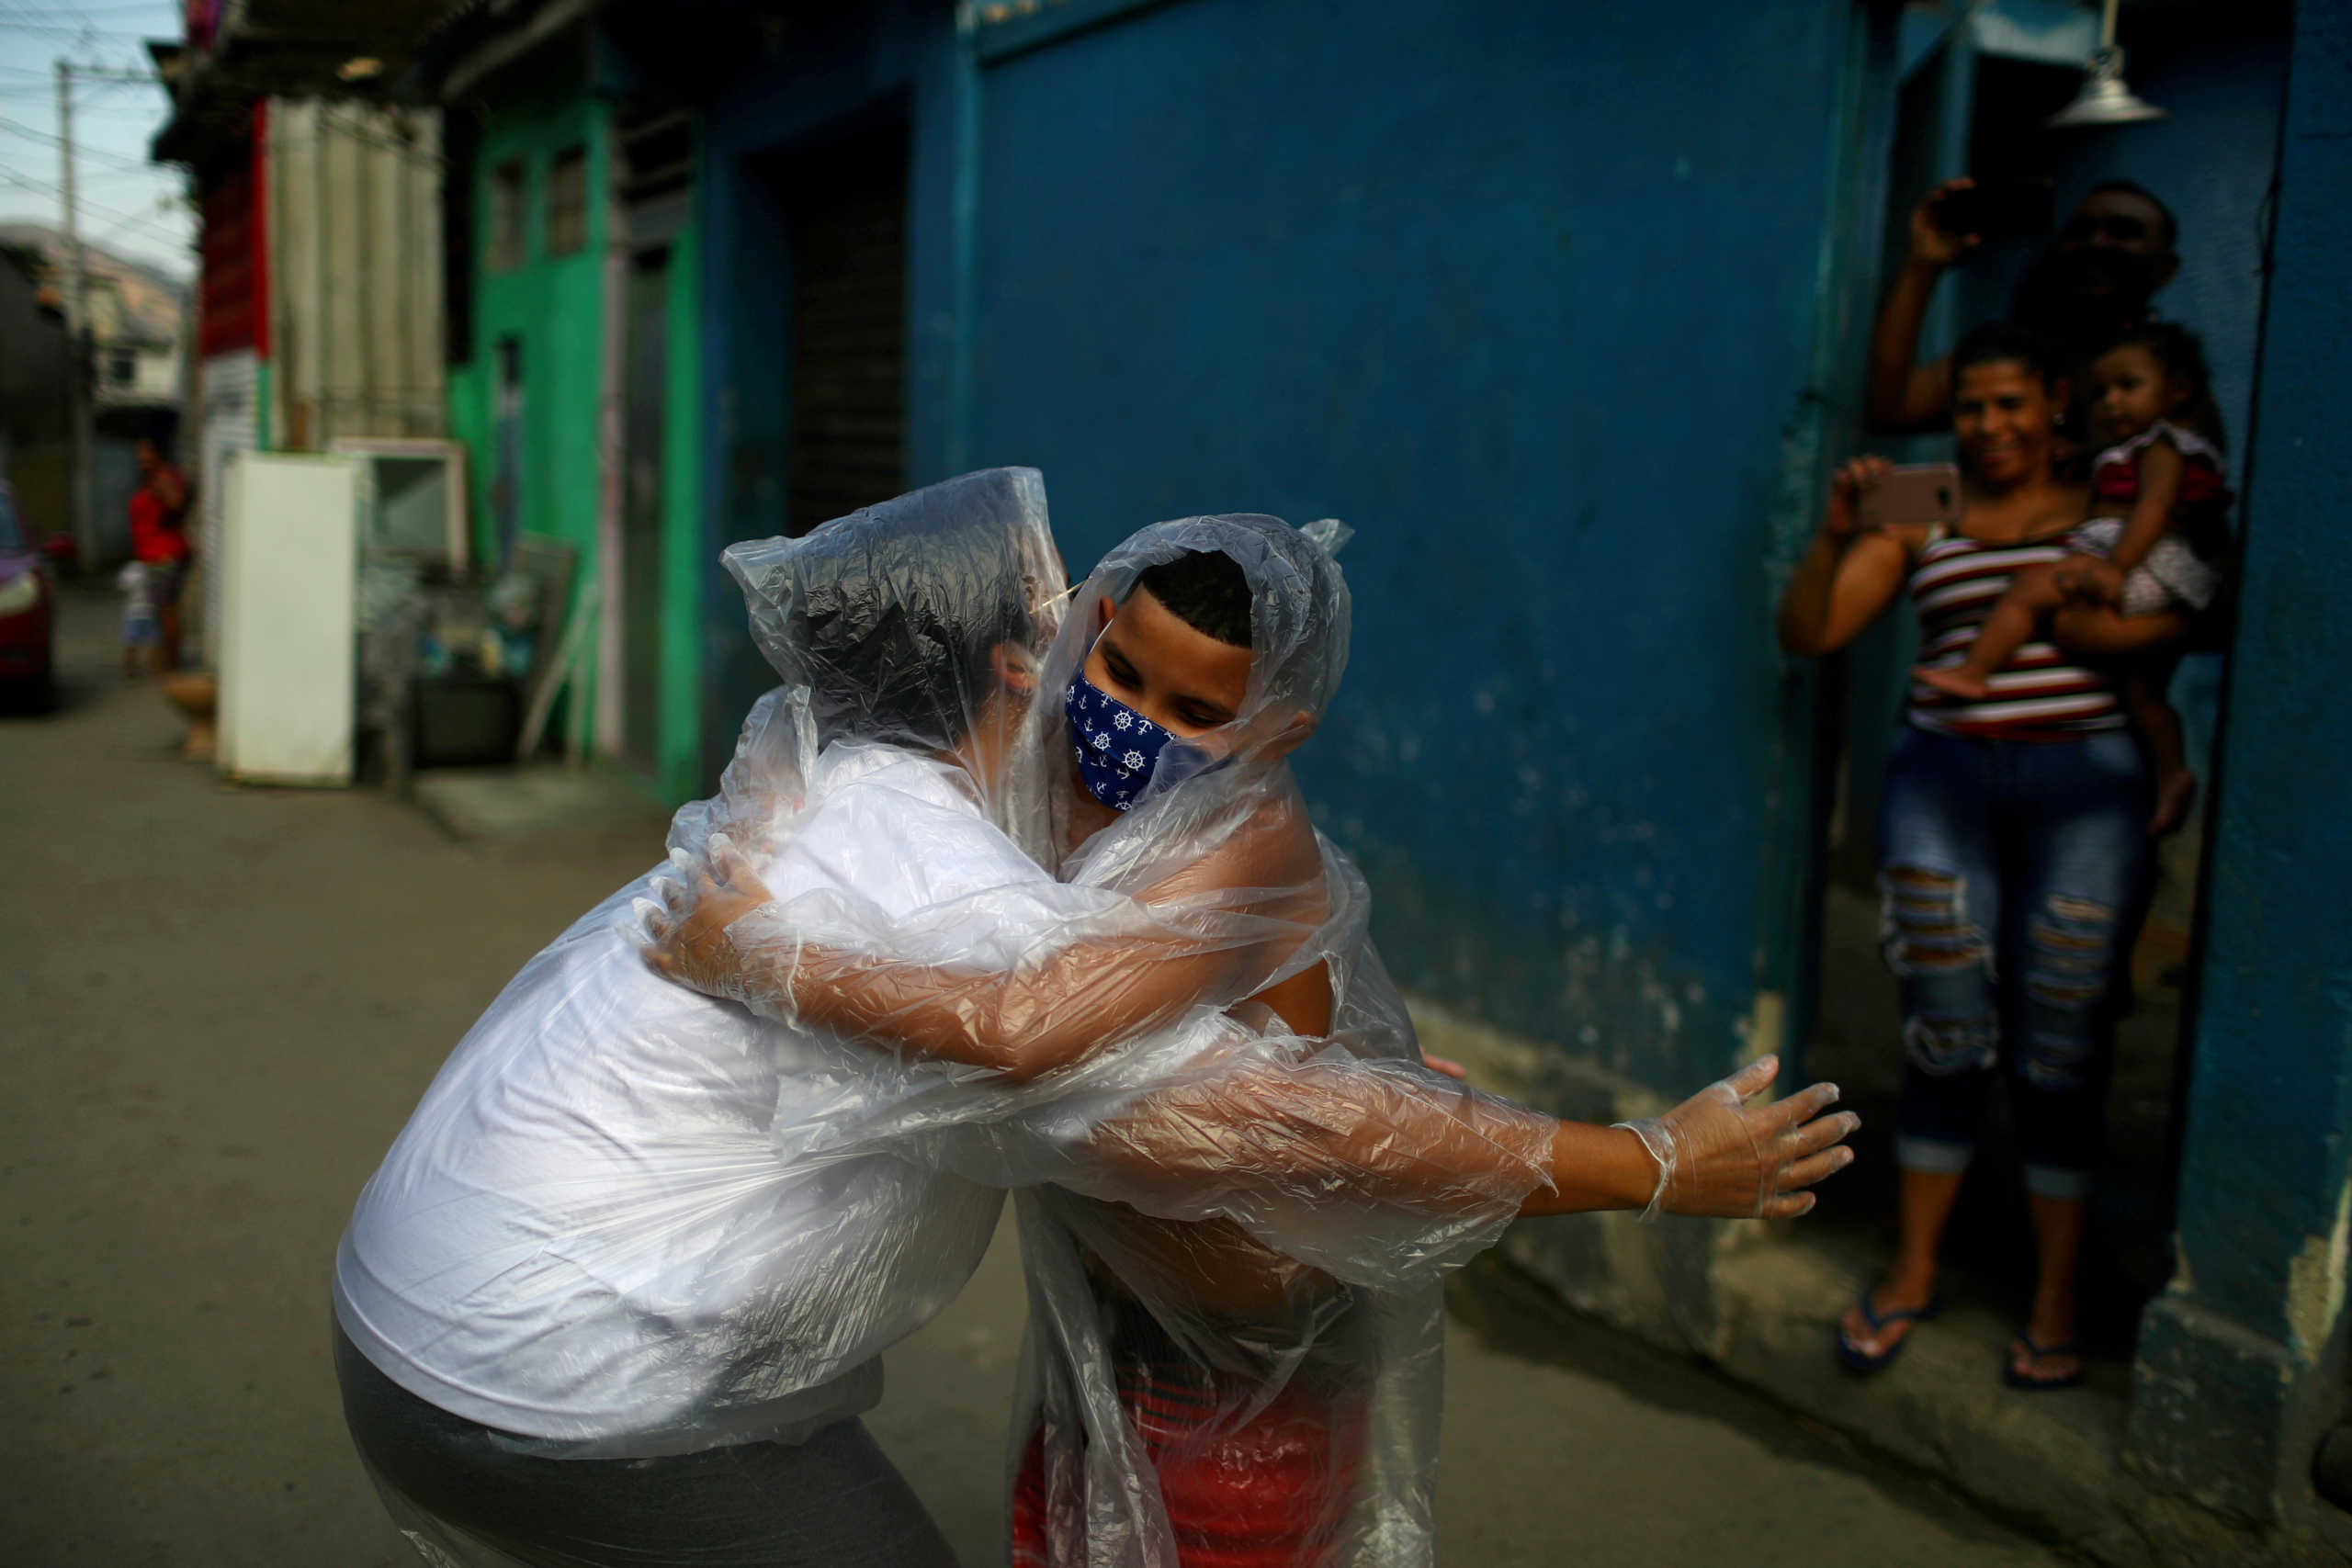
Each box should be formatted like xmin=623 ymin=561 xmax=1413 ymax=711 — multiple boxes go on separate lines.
xmin=1865 ymin=179 xmax=1978 ymax=433
xmin=1866 ymin=266 xmax=1957 ymax=433
xmin=1086 ymin=1051 xmax=1855 ymax=1222
xmin=1778 ymin=457 xmax=1916 ymax=657
xmin=2106 ymin=436 xmax=2184 ymax=577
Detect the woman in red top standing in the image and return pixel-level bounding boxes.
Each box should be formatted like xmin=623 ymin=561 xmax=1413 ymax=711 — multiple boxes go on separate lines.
xmin=128 ymin=436 xmax=191 ymax=672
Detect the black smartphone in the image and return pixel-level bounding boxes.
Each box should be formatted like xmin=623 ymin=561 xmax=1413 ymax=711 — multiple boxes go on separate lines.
xmin=1935 ymin=178 xmax=2054 ymax=242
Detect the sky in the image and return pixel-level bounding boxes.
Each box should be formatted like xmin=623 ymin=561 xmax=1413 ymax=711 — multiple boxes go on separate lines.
xmin=0 ymin=1 xmax=195 ymax=280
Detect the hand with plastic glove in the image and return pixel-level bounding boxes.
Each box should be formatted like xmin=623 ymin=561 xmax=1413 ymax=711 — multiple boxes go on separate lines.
xmin=638 ymin=834 xmax=772 ymax=1007
xmin=1612 ymin=1055 xmax=1858 ymax=1221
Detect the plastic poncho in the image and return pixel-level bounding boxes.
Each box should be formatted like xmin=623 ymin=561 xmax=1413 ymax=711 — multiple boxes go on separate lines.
xmin=695 ymin=508 xmax=1561 ymax=1567
xmin=338 ymin=469 xmax=1557 ymax=1567
xmin=334 ymin=470 xmax=1076 ymax=1464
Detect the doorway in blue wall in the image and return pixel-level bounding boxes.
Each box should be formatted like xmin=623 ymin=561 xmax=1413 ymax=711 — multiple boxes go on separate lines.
xmin=1801 ymin=0 xmax=2289 ymax=1379
xmin=775 ymin=118 xmax=909 ymax=538
xmin=700 ymin=106 xmax=914 ymax=796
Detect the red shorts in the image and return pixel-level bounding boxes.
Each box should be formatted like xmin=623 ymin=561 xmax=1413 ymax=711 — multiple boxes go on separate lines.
xmin=1011 ymin=1361 xmax=1366 ymax=1568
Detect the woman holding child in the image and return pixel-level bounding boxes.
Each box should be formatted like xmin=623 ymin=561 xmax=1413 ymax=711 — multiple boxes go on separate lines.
xmin=1781 ymin=319 xmax=2225 ymax=1391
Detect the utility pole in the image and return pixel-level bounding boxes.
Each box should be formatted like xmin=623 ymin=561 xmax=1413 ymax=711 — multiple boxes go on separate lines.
xmin=55 ymin=58 xmax=96 ymax=572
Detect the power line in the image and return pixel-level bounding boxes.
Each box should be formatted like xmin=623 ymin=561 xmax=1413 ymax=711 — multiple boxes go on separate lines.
xmin=0 ymin=160 xmax=187 ymax=245
xmin=90 ymin=202 xmax=177 ymax=252
xmin=0 ymin=17 xmax=154 ymax=37
xmin=0 ymin=110 xmax=156 ymax=171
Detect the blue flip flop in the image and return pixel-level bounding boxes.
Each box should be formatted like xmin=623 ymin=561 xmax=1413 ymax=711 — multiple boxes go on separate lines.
xmin=1835 ymin=1290 xmax=1941 ymax=1374
xmin=2002 ymin=1332 xmax=2086 ymax=1392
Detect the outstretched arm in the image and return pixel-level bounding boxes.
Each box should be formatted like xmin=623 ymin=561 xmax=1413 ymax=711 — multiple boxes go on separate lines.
xmin=1088 ymin=1051 xmax=1852 ymax=1222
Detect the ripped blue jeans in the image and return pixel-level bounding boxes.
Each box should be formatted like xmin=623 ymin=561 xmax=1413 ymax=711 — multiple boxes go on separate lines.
xmin=1877 ymin=726 xmax=2151 ymax=1201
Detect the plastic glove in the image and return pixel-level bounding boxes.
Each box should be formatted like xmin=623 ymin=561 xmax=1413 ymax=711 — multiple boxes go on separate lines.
xmin=638 ymin=834 xmax=777 ymax=1010
xmin=1613 ymin=1055 xmax=1857 ymax=1221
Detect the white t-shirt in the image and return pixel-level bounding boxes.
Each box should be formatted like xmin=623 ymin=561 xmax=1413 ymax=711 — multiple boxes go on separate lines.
xmin=334 ymin=743 xmax=1085 ymax=1453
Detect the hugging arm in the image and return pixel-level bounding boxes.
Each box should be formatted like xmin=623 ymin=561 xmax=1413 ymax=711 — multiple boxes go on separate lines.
xmin=647 ymin=809 xmax=1328 ymax=1083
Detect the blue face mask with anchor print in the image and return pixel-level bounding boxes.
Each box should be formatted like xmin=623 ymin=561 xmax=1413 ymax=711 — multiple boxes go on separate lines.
xmin=1065 ymin=671 xmax=1216 ymax=812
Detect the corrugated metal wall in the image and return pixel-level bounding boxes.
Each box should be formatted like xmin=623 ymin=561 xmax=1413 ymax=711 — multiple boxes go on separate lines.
xmin=265 ymin=100 xmax=447 ymax=447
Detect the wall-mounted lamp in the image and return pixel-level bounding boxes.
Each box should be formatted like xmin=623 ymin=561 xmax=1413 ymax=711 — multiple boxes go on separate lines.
xmin=2047 ymin=0 xmax=2165 ymax=128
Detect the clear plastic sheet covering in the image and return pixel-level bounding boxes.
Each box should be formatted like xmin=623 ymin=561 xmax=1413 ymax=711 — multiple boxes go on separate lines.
xmin=341 ymin=469 xmax=1850 ymax=1567
xmin=666 ymin=509 xmax=1566 ymax=1567
xmin=335 ymin=473 xmax=1565 ymax=1568
xmin=333 ymin=470 xmax=1078 ymax=1461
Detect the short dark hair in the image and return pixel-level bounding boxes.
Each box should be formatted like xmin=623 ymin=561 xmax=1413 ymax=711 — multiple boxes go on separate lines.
xmin=1952 ymin=321 xmax=2064 ymax=391
xmin=1131 ymin=549 xmax=1251 ymax=648
xmin=731 ymin=469 xmax=1045 ymax=749
xmin=2083 ymin=178 xmax=2177 ymax=250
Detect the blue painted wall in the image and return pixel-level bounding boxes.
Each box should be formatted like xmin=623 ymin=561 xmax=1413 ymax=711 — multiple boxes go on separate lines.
xmin=960 ymin=0 xmax=1865 ymax=1089
xmin=2166 ymin=6 xmax=2352 ymax=1376
xmin=671 ymin=0 xmax=2341 ymax=1502
xmin=694 ymin=3 xmax=929 ymax=788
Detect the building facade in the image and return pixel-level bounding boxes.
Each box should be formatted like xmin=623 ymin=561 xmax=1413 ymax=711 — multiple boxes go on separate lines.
xmin=405 ymin=0 xmax=2352 ymax=1550
xmin=429 ymin=11 xmax=707 ymax=800
xmin=151 ymin=7 xmax=447 ymax=663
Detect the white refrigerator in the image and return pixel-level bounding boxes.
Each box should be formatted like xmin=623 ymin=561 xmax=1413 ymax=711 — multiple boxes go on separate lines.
xmin=216 ymin=453 xmax=359 ymax=786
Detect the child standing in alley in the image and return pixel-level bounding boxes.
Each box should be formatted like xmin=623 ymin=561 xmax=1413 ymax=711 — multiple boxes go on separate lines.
xmin=117 ymin=559 xmax=159 ymax=679
xmin=1914 ymin=322 xmax=2228 ymax=834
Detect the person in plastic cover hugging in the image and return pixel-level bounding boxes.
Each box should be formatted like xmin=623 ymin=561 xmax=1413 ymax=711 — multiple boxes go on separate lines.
xmin=334 ymin=468 xmax=1856 ymax=1568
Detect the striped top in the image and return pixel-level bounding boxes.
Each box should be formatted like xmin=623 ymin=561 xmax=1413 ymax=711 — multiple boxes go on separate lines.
xmin=1905 ymin=531 xmax=2124 ymax=740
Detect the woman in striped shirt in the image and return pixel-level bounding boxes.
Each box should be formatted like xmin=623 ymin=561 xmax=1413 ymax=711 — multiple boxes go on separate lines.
xmin=1780 ymin=323 xmax=2149 ymax=1393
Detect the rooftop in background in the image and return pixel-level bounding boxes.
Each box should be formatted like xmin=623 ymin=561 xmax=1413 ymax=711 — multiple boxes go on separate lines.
xmin=0 ymin=220 xmax=188 ymax=345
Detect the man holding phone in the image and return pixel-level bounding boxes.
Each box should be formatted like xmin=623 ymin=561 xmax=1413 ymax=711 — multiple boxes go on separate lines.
xmin=1865 ymin=176 xmax=2181 ymax=434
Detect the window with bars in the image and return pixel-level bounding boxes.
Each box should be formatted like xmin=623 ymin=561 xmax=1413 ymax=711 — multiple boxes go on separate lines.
xmin=548 ymin=145 xmax=590 ymax=257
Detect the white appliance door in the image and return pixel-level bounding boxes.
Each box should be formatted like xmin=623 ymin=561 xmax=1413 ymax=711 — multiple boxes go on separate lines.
xmin=219 ymin=454 xmax=358 ymax=785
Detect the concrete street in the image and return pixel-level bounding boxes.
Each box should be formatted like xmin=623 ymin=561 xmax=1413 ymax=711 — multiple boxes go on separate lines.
xmin=2 ymin=587 xmax=2066 ymax=1567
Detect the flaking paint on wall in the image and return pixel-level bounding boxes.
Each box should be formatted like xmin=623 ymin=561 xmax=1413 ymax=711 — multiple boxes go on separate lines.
xmin=2284 ymin=1179 xmax=2351 ymax=1365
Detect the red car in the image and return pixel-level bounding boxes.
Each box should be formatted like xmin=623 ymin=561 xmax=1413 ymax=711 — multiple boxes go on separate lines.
xmin=0 ymin=483 xmax=55 ymax=704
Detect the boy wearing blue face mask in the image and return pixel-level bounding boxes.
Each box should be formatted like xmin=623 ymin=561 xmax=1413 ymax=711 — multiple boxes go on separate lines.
xmin=1061 ymin=547 xmax=1337 ymax=1038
